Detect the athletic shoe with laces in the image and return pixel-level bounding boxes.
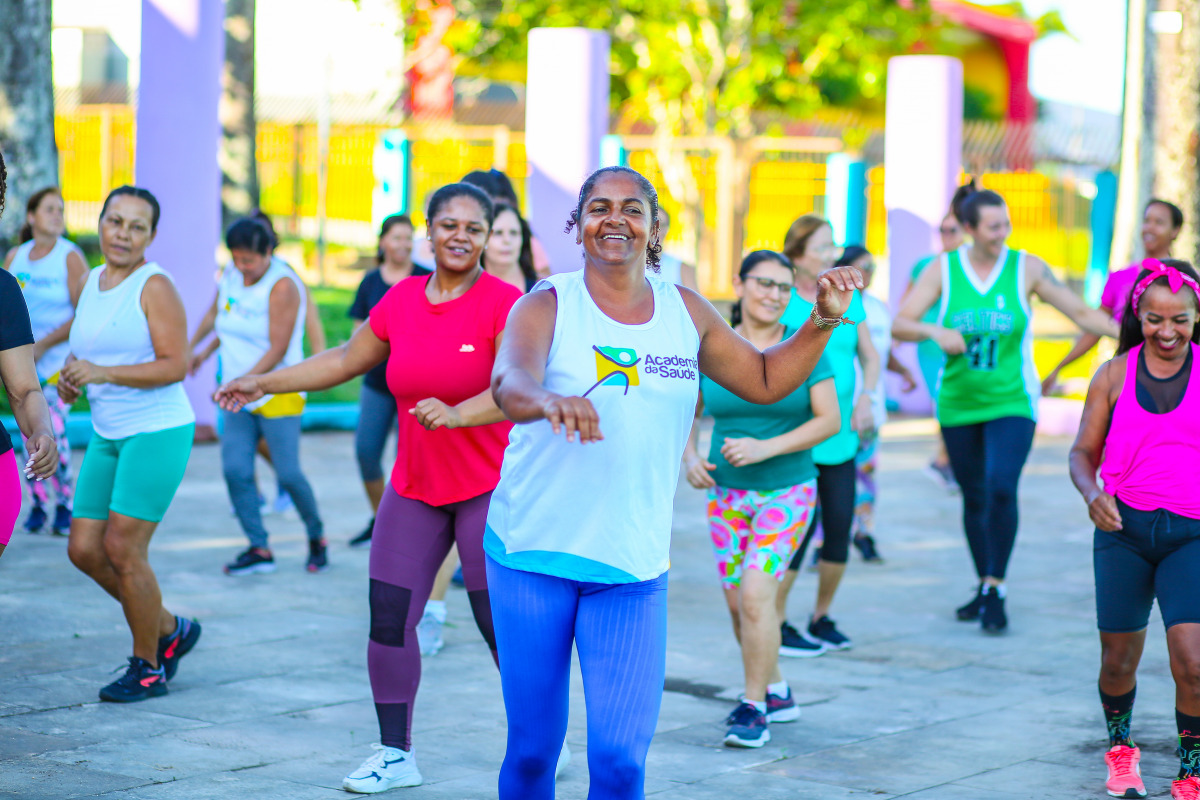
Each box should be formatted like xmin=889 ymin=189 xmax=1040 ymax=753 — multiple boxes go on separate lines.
xmin=981 ymin=587 xmax=1007 ymax=634
xmin=23 ymin=504 xmax=46 ymax=534
xmin=724 ymin=702 xmax=770 ymax=748
xmin=99 ymin=656 xmax=167 ymax=703
xmin=808 ymin=615 xmax=852 ymax=650
xmin=52 ymin=504 xmax=71 ymax=536
xmin=1104 ymin=745 xmax=1147 ymax=798
xmin=416 ymin=608 xmax=444 ymax=656
xmin=157 ymin=616 xmax=202 ymax=681
xmin=306 ymin=538 xmax=330 ymax=573
xmin=224 ymin=547 xmax=276 ymax=576
xmin=342 ymin=743 xmax=422 ymax=793
xmin=766 ymin=688 xmax=801 ymax=723
xmin=1172 ymin=775 xmax=1200 ymax=800
xmin=349 ymin=517 xmax=374 ymax=548
xmin=853 ymin=533 xmax=883 ymax=563
xmin=779 ymin=621 xmax=827 ymax=658
xmin=271 ymin=490 xmax=297 ymax=519
xmin=956 ymin=584 xmax=986 ymax=621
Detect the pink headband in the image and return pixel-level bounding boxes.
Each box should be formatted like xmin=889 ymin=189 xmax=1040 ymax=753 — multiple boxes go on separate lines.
xmin=1131 ymin=258 xmax=1200 ymax=314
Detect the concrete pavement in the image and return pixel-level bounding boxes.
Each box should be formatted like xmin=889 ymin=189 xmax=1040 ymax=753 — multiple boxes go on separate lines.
xmin=0 ymin=423 xmax=1181 ymax=799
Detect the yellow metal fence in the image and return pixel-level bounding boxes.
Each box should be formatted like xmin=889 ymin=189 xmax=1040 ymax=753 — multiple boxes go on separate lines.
xmin=55 ymin=109 xmax=1094 ymax=296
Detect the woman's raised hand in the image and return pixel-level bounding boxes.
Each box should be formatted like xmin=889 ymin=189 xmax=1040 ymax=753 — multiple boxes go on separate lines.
xmin=543 ymin=395 xmax=603 ymax=444
xmin=814 ymin=266 xmax=865 ymax=320
xmin=214 ymin=376 xmax=265 ymax=412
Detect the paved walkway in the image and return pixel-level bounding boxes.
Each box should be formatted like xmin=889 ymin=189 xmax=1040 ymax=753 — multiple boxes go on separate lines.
xmin=0 ymin=424 xmax=1181 ymax=799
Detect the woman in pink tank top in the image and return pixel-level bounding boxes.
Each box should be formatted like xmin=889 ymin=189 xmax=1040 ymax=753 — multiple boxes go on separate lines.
xmin=1070 ymin=258 xmax=1200 ymax=800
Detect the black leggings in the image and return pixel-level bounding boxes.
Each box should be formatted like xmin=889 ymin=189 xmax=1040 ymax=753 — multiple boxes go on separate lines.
xmin=789 ymin=458 xmax=856 ymax=569
xmin=941 ymin=416 xmax=1036 ymax=581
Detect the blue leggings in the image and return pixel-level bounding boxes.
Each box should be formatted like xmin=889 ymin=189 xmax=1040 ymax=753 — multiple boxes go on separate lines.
xmin=486 ymin=556 xmax=667 ymax=800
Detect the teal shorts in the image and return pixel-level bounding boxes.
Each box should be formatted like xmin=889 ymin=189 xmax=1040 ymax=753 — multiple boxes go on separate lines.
xmin=75 ymin=423 xmax=195 ymax=523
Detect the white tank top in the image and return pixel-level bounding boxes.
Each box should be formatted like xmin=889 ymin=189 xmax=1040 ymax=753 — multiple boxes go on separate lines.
xmin=215 ymin=258 xmax=307 ymax=412
xmin=70 ymin=263 xmax=195 ymax=440
xmin=485 ymin=270 xmax=701 ymax=583
xmin=10 ymin=237 xmax=81 ymax=380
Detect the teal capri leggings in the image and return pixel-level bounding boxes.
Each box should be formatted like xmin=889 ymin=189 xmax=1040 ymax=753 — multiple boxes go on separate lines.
xmin=74 ymin=423 xmax=194 ymax=523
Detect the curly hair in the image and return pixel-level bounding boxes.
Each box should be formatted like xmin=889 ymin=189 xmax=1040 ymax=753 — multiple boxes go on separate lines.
xmin=565 ymin=166 xmax=662 ymax=270
xmin=0 ymin=149 xmax=7 ymax=220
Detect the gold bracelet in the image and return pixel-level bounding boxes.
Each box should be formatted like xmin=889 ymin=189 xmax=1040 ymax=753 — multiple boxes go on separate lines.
xmin=810 ymin=306 xmax=853 ymax=330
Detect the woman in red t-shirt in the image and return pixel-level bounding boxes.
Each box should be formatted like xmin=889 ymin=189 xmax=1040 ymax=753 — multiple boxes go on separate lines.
xmin=216 ymin=182 xmax=521 ymax=792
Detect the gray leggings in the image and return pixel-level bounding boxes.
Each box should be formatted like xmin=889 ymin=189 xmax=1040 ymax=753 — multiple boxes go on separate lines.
xmin=221 ymin=409 xmax=323 ymax=548
xmin=355 ymin=383 xmax=397 ymax=483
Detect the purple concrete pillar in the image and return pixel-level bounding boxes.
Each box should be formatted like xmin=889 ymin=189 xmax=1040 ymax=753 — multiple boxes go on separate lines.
xmin=136 ymin=0 xmax=223 ymax=435
xmin=524 ymin=28 xmax=610 ymax=274
xmin=884 ymin=56 xmax=963 ymax=413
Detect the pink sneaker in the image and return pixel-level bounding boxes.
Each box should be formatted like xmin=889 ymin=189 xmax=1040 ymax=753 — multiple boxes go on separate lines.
xmin=1104 ymin=745 xmax=1146 ymax=798
xmin=1172 ymin=775 xmax=1200 ymax=800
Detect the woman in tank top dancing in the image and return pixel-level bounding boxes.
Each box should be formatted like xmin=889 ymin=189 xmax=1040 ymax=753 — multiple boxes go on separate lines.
xmin=487 ymin=166 xmax=862 ymax=800
xmin=894 ymin=186 xmax=1117 ymax=634
xmin=1070 ymin=259 xmax=1200 ymax=800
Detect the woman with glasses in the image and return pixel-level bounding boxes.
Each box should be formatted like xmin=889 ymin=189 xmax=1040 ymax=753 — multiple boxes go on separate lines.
xmin=684 ymin=250 xmax=839 ymax=747
xmin=773 ymin=216 xmax=880 ymax=656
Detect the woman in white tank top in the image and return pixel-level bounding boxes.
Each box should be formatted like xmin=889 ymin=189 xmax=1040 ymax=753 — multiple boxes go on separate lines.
xmin=189 ymin=217 xmax=325 ymax=576
xmin=486 ymin=166 xmax=864 ymax=799
xmin=3 ymin=187 xmax=88 ymax=534
xmin=58 ymin=186 xmax=199 ymax=705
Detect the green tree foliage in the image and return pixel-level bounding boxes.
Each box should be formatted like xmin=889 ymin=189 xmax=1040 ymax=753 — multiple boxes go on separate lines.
xmin=435 ymin=0 xmax=936 ymax=136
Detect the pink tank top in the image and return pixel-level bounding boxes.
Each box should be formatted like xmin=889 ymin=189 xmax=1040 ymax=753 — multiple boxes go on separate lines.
xmin=1100 ymin=343 xmax=1200 ymax=519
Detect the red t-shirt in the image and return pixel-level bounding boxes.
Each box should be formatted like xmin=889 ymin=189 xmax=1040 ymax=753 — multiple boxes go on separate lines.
xmin=369 ymin=272 xmax=521 ymax=506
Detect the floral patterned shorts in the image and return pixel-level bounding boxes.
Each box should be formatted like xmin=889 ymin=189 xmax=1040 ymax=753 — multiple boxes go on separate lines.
xmin=707 ymin=480 xmax=818 ymax=588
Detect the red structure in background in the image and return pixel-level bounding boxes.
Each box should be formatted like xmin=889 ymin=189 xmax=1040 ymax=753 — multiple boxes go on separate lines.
xmin=931 ymin=0 xmax=1038 ymax=124
xmin=405 ymin=0 xmax=455 ymax=121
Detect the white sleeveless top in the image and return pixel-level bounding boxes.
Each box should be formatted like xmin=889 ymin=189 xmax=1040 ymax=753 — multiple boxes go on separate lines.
xmin=70 ymin=263 xmax=195 ymax=440
xmin=10 ymin=237 xmax=81 ymax=380
xmin=215 ymin=257 xmax=307 ymax=412
xmin=485 ymin=270 xmax=701 ymax=583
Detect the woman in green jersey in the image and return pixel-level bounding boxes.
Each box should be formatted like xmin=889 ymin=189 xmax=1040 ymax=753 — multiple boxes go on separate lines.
xmin=893 ymin=186 xmax=1117 ymax=633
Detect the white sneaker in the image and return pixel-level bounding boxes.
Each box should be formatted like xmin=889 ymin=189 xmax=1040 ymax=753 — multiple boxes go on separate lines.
xmin=555 ymin=741 xmax=570 ymax=779
xmin=342 ymin=744 xmax=422 ymax=793
xmin=416 ymin=610 xmax=444 ymax=656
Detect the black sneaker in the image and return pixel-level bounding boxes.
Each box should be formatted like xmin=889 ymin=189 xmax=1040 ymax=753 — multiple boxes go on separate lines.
xmin=157 ymin=617 xmax=201 ymax=681
xmin=724 ymin=702 xmax=770 ymax=748
xmin=99 ymin=657 xmax=167 ymax=703
xmin=349 ymin=518 xmax=374 ymax=548
xmin=956 ymin=584 xmax=985 ymax=621
xmin=224 ymin=547 xmax=276 ymax=576
xmin=52 ymin=504 xmax=71 ymax=536
xmin=808 ymin=615 xmax=852 ymax=650
xmin=853 ymin=533 xmax=883 ymax=563
xmin=306 ymin=538 xmax=330 ymax=573
xmin=23 ymin=504 xmax=46 ymax=534
xmin=981 ymin=587 xmax=1007 ymax=634
xmin=779 ymin=621 xmax=827 ymax=658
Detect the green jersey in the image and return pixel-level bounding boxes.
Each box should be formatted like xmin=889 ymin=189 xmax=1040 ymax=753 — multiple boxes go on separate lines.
xmin=936 ymin=247 xmax=1039 ymax=426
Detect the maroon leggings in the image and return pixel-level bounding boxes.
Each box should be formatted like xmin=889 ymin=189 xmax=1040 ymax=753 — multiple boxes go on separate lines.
xmin=367 ymin=484 xmax=497 ymax=750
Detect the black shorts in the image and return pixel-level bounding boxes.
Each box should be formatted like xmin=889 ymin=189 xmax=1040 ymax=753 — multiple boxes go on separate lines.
xmin=1094 ymin=500 xmax=1200 ymax=633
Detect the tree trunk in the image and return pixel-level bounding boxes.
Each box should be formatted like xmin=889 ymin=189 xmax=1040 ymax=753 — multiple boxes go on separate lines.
xmin=1151 ymin=0 xmax=1200 ymax=264
xmin=0 ymin=0 xmax=58 ymax=246
xmin=220 ymin=0 xmax=259 ymax=230
xmin=1114 ymin=0 xmax=1156 ymax=267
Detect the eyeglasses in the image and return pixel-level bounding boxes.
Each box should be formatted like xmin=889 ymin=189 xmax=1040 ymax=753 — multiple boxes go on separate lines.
xmin=748 ymin=276 xmax=794 ymax=294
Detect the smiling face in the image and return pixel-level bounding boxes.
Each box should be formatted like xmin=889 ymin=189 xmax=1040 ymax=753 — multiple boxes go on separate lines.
xmin=99 ymin=195 xmax=156 ymax=268
xmin=576 ymin=173 xmax=656 ymax=269
xmin=380 ymin=221 xmax=414 ymax=268
xmin=28 ymin=192 xmax=65 ymax=239
xmin=430 ymin=195 xmax=489 ymax=274
xmin=487 ymin=208 xmax=523 ymax=270
xmin=965 ymin=203 xmax=1011 ymax=259
xmin=1138 ymin=283 xmax=1198 ymax=361
xmin=734 ymin=258 xmax=794 ymax=327
xmin=1142 ymin=203 xmax=1181 ymax=259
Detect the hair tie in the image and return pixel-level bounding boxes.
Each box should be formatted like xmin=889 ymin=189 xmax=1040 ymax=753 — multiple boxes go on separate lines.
xmin=1131 ymin=258 xmax=1200 ymax=315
